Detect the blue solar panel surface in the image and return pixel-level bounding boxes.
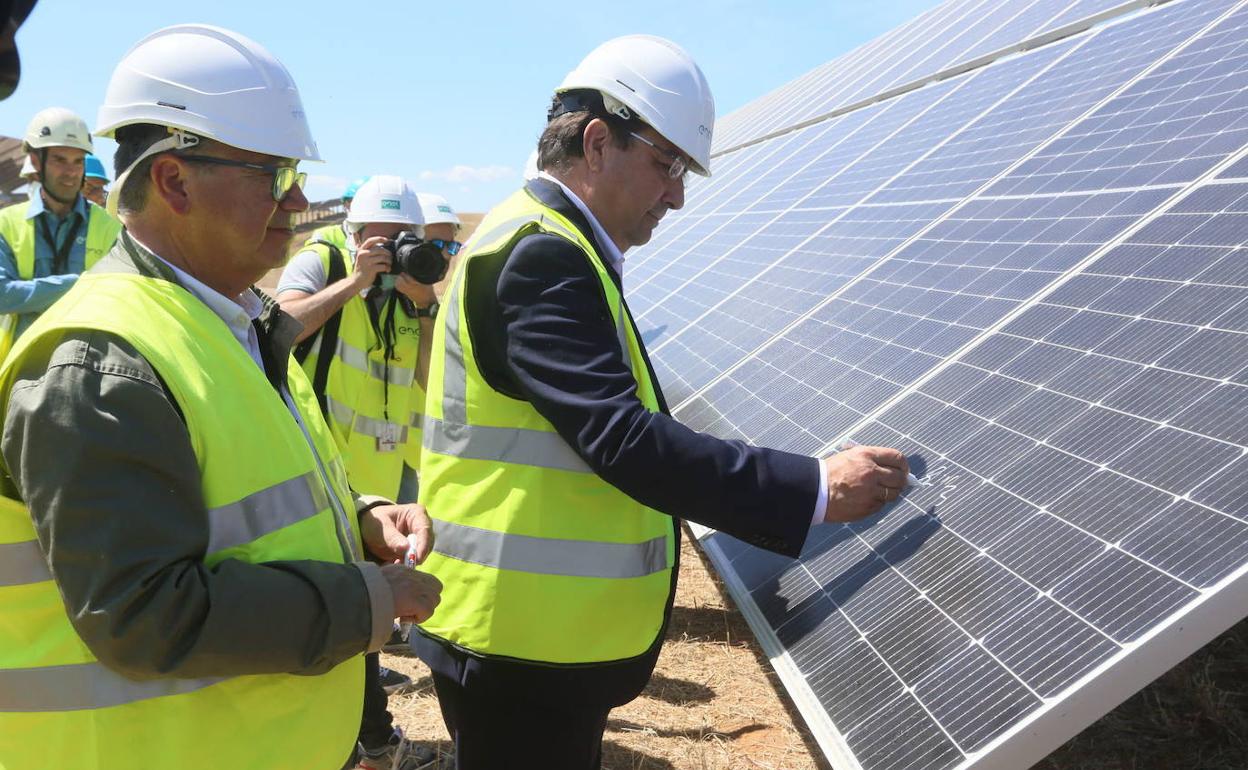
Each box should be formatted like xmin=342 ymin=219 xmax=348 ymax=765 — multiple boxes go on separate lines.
xmin=711 ymin=1 xmax=1153 ymax=155
xmin=633 ymin=0 xmax=1248 ymax=767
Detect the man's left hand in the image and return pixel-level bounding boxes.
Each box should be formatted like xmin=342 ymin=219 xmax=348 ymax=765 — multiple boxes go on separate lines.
xmin=360 ymin=502 xmax=435 ymax=564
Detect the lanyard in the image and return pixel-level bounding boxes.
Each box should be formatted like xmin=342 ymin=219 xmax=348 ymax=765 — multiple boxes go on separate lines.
xmin=365 ymin=286 xmax=401 ymax=421
xmin=37 ymin=212 xmax=84 ymax=275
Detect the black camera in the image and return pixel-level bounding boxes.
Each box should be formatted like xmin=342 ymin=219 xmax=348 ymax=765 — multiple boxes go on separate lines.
xmin=382 ymin=231 xmax=448 ymax=285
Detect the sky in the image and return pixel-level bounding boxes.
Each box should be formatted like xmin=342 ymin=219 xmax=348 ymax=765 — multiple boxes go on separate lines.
xmin=4 ymin=0 xmax=943 ymax=212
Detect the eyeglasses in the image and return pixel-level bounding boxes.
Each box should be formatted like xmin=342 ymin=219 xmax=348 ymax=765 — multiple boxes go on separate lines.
xmin=628 ymin=131 xmax=689 ymax=180
xmin=428 ymin=238 xmax=463 ymax=256
xmin=177 ymin=155 xmax=307 ymax=201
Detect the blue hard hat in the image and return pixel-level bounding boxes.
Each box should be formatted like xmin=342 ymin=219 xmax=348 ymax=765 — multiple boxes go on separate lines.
xmin=343 ymin=176 xmax=370 ymax=201
xmin=84 ymin=154 xmax=109 ymax=181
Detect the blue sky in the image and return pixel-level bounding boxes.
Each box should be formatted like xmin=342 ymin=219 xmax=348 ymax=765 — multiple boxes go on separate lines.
xmin=5 ymin=0 xmax=941 ymax=212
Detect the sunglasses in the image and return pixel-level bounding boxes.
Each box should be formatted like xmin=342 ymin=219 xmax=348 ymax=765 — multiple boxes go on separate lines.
xmin=428 ymin=238 xmax=463 ymax=256
xmin=178 ymin=154 xmax=307 ymax=201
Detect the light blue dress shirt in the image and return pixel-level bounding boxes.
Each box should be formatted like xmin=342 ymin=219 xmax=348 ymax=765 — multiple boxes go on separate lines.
xmin=0 ymin=192 xmax=90 ymax=340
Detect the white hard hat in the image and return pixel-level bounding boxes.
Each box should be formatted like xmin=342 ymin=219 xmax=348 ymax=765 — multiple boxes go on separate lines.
xmin=95 ymin=24 xmax=321 ymax=216
xmin=416 ymin=193 xmax=460 ymax=229
xmin=347 ymin=175 xmax=424 ymax=229
xmin=556 ymin=35 xmax=715 ymax=176
xmin=24 ymin=107 xmax=93 ymax=153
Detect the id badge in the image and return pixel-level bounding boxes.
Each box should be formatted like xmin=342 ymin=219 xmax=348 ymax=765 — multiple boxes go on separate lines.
xmin=376 ymin=424 xmax=402 ymax=452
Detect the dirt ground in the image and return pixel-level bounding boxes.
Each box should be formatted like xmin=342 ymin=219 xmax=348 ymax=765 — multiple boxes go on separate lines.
xmin=383 ymin=532 xmax=828 ymax=770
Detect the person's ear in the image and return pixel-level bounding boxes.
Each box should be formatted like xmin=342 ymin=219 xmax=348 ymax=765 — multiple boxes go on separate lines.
xmin=582 ymin=118 xmax=612 ymax=174
xmin=149 ymin=155 xmax=193 ymax=215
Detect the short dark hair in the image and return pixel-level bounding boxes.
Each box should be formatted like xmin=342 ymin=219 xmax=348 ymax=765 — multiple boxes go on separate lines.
xmin=536 ymin=91 xmax=633 ymax=174
xmin=112 ymin=124 xmax=212 ymax=214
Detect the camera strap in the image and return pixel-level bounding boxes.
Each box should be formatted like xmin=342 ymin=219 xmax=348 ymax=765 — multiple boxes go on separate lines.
xmin=293 ymin=239 xmax=347 ymax=421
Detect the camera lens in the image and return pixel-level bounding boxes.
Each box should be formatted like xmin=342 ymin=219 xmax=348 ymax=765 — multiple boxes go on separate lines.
xmin=387 ymin=232 xmax=448 ymax=285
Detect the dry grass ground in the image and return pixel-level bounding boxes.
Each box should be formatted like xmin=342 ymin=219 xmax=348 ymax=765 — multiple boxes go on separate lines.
xmin=382 ymin=530 xmax=827 ymax=770
xmin=1039 ymin=616 xmax=1248 ymax=770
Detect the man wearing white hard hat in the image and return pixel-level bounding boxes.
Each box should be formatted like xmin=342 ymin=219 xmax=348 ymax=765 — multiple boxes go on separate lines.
xmin=0 ymin=107 xmax=121 ymax=360
xmin=0 ymin=24 xmax=441 ymax=770
xmin=397 ymin=191 xmax=461 ymax=505
xmin=277 ymin=176 xmax=442 ymax=770
xmin=412 ymin=35 xmax=910 ymax=768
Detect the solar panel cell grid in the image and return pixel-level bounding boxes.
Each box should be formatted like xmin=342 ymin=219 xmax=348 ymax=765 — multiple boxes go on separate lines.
xmin=644 ymin=1 xmax=1248 ymax=767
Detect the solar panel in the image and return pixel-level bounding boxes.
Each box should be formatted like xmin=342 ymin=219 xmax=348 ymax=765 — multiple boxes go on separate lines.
xmin=635 ymin=0 xmax=1228 ymax=403
xmin=630 ymin=0 xmax=1248 ymax=766
xmin=712 ymin=1 xmax=1159 ymax=155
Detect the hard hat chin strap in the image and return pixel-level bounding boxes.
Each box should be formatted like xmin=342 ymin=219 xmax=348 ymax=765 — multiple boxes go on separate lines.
xmin=107 ymin=128 xmax=201 ymax=218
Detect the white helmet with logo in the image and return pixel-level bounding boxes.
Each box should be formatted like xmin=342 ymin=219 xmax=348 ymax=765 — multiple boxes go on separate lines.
xmin=416 ymin=193 xmax=460 ymax=231
xmin=95 ymin=24 xmax=321 ymax=215
xmin=556 ymin=35 xmax=715 ymax=176
xmin=24 ymin=107 xmax=93 ymax=153
xmin=347 ymin=175 xmax=424 ymax=231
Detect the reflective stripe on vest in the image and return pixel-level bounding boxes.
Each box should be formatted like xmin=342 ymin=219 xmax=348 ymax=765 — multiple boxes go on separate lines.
xmin=327 ymin=396 xmax=409 ymax=442
xmin=0 ymin=662 xmax=225 ymax=712
xmin=333 ymin=336 xmax=415 ymax=387
xmin=436 ymin=519 xmax=668 ymax=579
xmin=4 ymin=470 xmax=340 ymax=586
xmin=206 ymin=470 xmax=330 ymax=554
xmin=422 ymin=416 xmax=590 ymax=473
xmin=0 ymin=539 xmax=50 ymax=586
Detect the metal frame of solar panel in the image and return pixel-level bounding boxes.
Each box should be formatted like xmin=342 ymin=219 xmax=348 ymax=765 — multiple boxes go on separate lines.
xmin=630 ymin=0 xmax=1248 ymax=767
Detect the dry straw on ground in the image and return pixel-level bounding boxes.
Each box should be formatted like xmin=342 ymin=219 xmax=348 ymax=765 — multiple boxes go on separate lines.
xmin=384 ymin=531 xmax=826 ymax=769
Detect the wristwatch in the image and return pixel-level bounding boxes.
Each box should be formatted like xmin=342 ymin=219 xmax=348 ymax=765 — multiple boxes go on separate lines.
xmin=415 ymin=302 xmax=439 ymax=319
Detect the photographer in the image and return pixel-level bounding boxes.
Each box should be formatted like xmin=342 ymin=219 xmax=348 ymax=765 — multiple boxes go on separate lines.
xmin=276 ymin=174 xmax=444 ymax=770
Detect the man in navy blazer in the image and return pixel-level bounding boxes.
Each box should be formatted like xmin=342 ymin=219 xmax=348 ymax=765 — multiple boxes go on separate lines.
xmin=412 ymin=35 xmax=910 ymax=770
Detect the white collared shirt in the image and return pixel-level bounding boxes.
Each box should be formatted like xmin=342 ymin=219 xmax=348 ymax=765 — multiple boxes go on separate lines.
xmin=538 ymin=172 xmax=626 ymax=279
xmin=129 ymin=235 xmax=265 ymax=370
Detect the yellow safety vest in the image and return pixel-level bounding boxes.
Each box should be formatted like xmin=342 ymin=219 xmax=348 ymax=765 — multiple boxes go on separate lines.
xmin=304 ymin=222 xmax=348 ymax=253
xmin=0 ymin=270 xmax=364 ymax=770
xmin=299 ymin=237 xmax=424 ymax=500
xmin=417 ymin=187 xmax=676 ymax=664
xmin=0 ymin=199 xmax=122 ymax=362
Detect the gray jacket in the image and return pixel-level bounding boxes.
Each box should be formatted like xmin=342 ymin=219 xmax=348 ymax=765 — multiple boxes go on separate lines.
xmin=0 ymin=234 xmax=394 ymax=680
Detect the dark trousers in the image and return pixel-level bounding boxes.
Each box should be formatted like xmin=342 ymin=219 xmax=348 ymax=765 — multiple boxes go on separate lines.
xmin=359 ymin=652 xmax=395 ymax=748
xmin=432 ymin=671 xmax=611 ymax=770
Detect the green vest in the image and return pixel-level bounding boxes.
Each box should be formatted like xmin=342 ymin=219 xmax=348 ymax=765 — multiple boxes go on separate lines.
xmin=299 ymin=237 xmax=425 ymax=501
xmin=0 ymin=199 xmax=123 ymax=362
xmin=417 ymin=188 xmax=676 ymax=664
xmin=0 ymin=270 xmax=365 ymax=770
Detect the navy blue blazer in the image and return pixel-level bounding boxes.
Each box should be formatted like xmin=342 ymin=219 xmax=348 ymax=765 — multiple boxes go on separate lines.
xmin=464 ymin=178 xmax=820 ymax=556
xmin=412 ymin=179 xmax=820 ymax=704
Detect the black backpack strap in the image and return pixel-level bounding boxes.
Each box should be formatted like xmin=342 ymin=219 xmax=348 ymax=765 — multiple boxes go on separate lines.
xmin=293 ymin=239 xmax=348 ymax=419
